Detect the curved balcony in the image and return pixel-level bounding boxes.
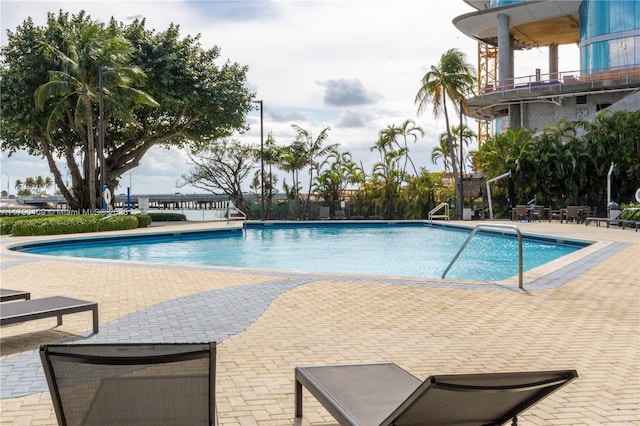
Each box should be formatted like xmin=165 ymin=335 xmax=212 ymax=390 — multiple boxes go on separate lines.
xmin=468 ymin=65 xmax=640 ymax=120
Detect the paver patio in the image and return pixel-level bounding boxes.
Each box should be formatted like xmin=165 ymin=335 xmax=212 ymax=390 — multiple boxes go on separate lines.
xmin=0 ymin=220 xmax=638 ymax=425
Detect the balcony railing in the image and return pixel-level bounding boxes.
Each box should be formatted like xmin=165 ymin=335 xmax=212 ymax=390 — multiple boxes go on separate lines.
xmin=478 ymin=65 xmax=640 ymax=96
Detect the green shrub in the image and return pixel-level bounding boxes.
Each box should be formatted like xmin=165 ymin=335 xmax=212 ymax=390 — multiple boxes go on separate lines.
xmin=10 ymin=215 xmax=139 ymax=236
xmin=147 ymin=212 xmax=187 ymax=222
xmin=0 ymin=215 xmax=55 ymax=235
xmin=135 ymin=214 xmax=152 ymax=228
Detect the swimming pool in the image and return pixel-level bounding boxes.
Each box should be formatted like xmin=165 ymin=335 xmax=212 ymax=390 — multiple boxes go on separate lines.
xmin=14 ymin=222 xmax=589 ymax=282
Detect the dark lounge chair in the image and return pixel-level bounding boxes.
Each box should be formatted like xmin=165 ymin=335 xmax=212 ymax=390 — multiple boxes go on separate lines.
xmin=0 ymin=296 xmax=98 ymax=333
xmin=40 ymin=342 xmax=217 ymax=426
xmin=0 ymin=288 xmax=31 ymax=302
xmin=295 ymin=363 xmax=577 ymax=426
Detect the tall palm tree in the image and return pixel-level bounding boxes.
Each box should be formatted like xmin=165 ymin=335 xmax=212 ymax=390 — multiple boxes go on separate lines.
xmin=415 ymin=48 xmax=476 ymax=218
xmin=289 ymin=124 xmax=336 ymax=219
xmin=35 ymin=21 xmax=156 ymax=211
xmin=278 ymin=137 xmax=308 ymax=219
xmin=377 ymin=120 xmax=424 ymax=177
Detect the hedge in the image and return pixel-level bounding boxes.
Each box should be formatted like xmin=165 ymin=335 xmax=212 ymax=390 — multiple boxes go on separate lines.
xmin=3 ymin=214 xmax=151 ymax=236
xmin=147 ymin=212 xmax=187 ymax=222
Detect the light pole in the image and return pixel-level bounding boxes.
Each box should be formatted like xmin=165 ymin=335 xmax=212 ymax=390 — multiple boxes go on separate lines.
xmin=459 ymin=97 xmax=464 ymax=220
xmin=98 ymin=66 xmax=106 ymax=211
xmin=253 ymin=100 xmax=264 ymax=220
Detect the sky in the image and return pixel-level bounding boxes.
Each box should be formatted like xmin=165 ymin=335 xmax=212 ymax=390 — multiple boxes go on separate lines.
xmin=0 ymin=0 xmax=580 ymax=196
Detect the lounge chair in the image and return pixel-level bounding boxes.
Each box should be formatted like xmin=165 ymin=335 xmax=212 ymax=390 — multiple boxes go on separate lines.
xmin=318 ymin=206 xmax=330 ymax=220
xmin=40 ymin=342 xmax=217 ymax=426
xmin=295 ymin=363 xmax=577 ymax=426
xmin=0 ymin=288 xmax=31 ymax=302
xmin=0 ymin=296 xmax=98 ymax=333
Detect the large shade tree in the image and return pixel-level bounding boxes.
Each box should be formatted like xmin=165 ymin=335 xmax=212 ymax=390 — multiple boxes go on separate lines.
xmin=1 ymin=11 xmax=254 ymax=211
xmin=415 ymin=48 xmax=476 ymax=219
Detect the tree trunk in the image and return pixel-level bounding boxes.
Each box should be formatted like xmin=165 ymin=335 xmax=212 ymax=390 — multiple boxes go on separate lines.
xmin=442 ymin=97 xmax=461 ymax=219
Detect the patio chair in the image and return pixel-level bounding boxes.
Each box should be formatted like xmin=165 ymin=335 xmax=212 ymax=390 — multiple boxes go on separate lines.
xmin=295 ymin=363 xmax=577 ymax=426
xmin=513 ymin=205 xmax=529 ymax=221
xmin=40 ymin=342 xmax=217 ymax=426
xmin=565 ymin=206 xmax=580 ymax=223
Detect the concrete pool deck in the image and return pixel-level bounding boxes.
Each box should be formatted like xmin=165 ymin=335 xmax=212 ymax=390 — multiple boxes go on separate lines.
xmin=0 ymin=220 xmax=638 ymax=425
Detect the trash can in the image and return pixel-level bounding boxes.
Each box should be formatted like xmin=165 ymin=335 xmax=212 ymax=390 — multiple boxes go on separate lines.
xmin=607 ymin=201 xmax=620 ymax=219
xmin=463 ymin=208 xmax=472 ymax=221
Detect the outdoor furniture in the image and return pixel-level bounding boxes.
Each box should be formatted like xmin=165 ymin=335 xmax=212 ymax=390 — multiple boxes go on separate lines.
xmin=513 ymin=205 xmax=529 ymax=221
xmin=528 ymin=205 xmax=544 ymax=221
xmin=295 ymin=363 xmax=578 ymax=426
xmin=586 ymin=208 xmax=640 ymax=232
xmin=40 ymin=342 xmax=217 ymax=426
xmin=318 ymin=206 xmax=330 ymax=220
xmin=0 ymin=296 xmax=98 ymax=334
xmin=550 ymin=208 xmax=563 ymax=222
xmin=564 ymin=206 xmax=581 ymax=223
xmin=0 ymin=288 xmax=31 ymax=302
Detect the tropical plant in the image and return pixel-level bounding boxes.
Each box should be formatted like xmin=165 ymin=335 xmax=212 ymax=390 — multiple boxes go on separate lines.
xmin=313 ymin=149 xmax=356 ymax=216
xmin=415 ymin=48 xmax=476 ymax=219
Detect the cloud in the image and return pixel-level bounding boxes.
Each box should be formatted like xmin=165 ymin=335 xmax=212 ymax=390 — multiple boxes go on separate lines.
xmin=334 ymin=110 xmax=378 ymax=129
xmin=267 ymin=109 xmax=309 ymax=124
xmin=184 ymin=0 xmax=281 ymax=23
xmin=319 ymin=78 xmax=382 ymax=107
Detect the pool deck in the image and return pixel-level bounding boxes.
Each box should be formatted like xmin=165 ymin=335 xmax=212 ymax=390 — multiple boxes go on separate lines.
xmin=0 ymin=219 xmax=638 ymax=425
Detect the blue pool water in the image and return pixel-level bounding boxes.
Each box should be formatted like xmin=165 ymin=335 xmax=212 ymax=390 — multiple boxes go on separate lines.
xmin=16 ymin=223 xmax=587 ymax=281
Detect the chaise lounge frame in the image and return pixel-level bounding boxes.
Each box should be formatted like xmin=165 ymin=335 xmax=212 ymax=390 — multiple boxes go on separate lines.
xmin=0 ymin=296 xmax=98 ymax=334
xmin=0 ymin=288 xmax=31 ymax=302
xmin=295 ymin=363 xmax=578 ymax=426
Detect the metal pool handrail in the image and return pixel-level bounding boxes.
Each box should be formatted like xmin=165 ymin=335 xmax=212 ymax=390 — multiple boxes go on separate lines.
xmin=428 ymin=202 xmax=450 ymax=222
xmin=441 ymin=224 xmax=524 ymax=289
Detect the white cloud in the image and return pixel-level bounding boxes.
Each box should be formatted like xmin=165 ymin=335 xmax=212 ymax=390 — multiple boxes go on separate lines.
xmin=0 ymin=0 xmax=580 ymax=195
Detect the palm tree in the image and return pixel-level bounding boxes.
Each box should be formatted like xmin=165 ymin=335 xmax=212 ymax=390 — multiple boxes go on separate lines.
xmin=261 ymin=132 xmax=281 ymax=219
xmin=14 ymin=179 xmax=23 ymax=193
xmin=35 ymin=20 xmax=156 ymax=212
xmin=278 ymin=137 xmax=308 ymax=219
xmin=289 ymin=124 xmax=336 ymax=219
xmin=377 ymin=120 xmax=424 ymax=177
xmin=433 ymin=132 xmax=453 ymax=172
xmin=415 ymin=48 xmax=476 ymax=219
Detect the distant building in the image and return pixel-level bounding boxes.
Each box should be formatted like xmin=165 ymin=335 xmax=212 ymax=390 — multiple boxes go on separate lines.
xmin=454 ymin=0 xmax=640 ymax=137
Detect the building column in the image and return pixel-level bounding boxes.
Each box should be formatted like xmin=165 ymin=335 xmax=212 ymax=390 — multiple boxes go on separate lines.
xmin=497 ymin=13 xmax=520 ymax=129
xmin=497 ymin=13 xmax=513 ymax=89
xmin=549 ymin=43 xmax=559 ymax=81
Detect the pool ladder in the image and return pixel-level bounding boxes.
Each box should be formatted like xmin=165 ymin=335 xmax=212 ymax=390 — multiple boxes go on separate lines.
xmin=441 ymin=224 xmax=524 ymax=289
xmin=428 ymin=202 xmax=449 ymax=222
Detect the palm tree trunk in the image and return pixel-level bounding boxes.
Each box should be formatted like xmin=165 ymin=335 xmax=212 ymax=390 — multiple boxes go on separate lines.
xmin=442 ymin=96 xmax=461 ymax=219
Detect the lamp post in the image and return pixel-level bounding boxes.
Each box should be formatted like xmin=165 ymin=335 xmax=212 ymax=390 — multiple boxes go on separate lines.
xmin=98 ymin=66 xmax=106 ymax=211
xmin=459 ymin=97 xmax=464 ymax=220
xmin=252 ymin=100 xmax=264 ymax=220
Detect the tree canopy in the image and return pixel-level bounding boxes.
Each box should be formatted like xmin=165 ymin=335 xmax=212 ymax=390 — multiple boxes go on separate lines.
xmin=1 ymin=10 xmax=254 ymax=210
